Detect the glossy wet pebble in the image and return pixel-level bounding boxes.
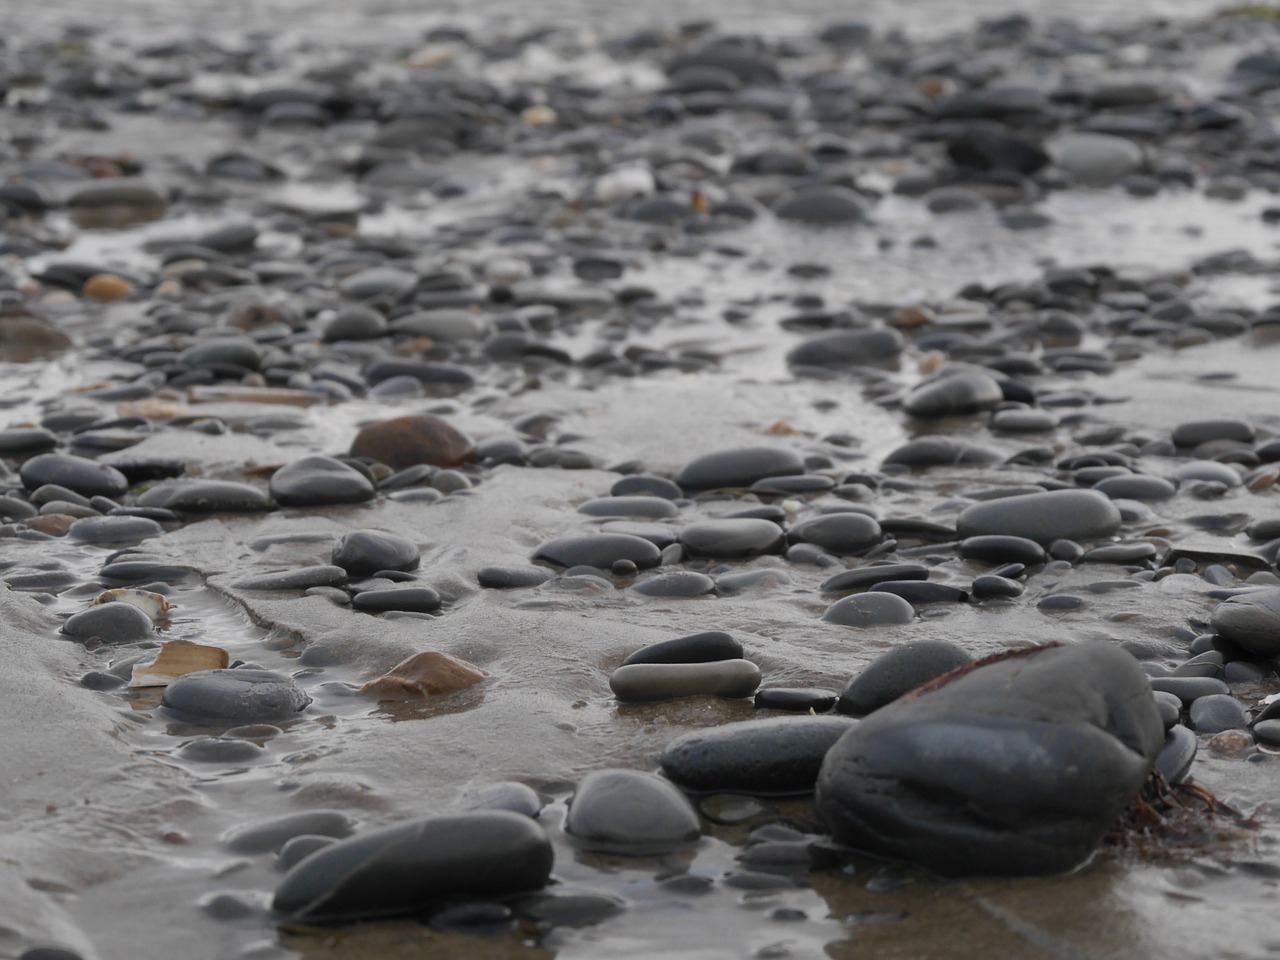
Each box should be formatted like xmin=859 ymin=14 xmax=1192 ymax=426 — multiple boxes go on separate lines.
xmin=68 ymin=515 xmax=162 ymax=543
xmin=62 ymin=602 xmax=154 ymax=644
xmin=821 ymin=563 xmax=928 ymax=595
xmin=565 ymin=769 xmax=700 ymax=853
xmin=137 ymin=480 xmax=271 ymax=513
xmin=674 ymin=447 xmax=804 ymax=492
xmin=1148 ymin=676 xmax=1230 ymax=705
xmin=631 ymin=571 xmax=717 ymax=597
xmin=678 ymin=519 xmax=784 ymax=558
xmin=1189 ymin=694 xmax=1248 ymax=733
xmin=234 ymin=566 xmax=348 ymax=591
xmin=955 ymin=489 xmax=1121 ymax=544
xmin=272 ymin=811 xmax=553 ymax=921
xmin=788 ymin=513 xmax=881 ymax=554
xmin=1156 ymin=724 xmax=1197 ymax=784
xmin=822 ymin=592 xmax=914 ymax=626
xmin=349 ymin=414 xmax=475 ymax=469
xmin=609 ymin=659 xmax=761 ymax=702
xmin=660 ymin=716 xmax=856 ymax=796
xmin=20 ymin=453 xmax=128 ymax=499
xmin=351 ymin=585 xmax=442 ymax=614
xmin=902 ymin=371 xmax=1003 ymax=418
xmin=477 ymin=565 xmax=556 ymax=589
xmin=786 ymin=329 xmax=904 ymax=371
xmin=837 ymin=640 xmax=973 ymax=716
xmin=622 ymin=630 xmax=743 ymax=666
xmin=819 ymin=643 xmax=1163 ymax=876
xmin=532 ymin=533 xmax=661 ymax=570
xmin=269 ymin=456 xmax=375 ymax=507
xmin=223 ymin=810 xmax=355 ymax=854
xmin=1210 ymin=587 xmax=1280 ymax=656
xmin=162 ymin=669 xmax=310 ymax=723
xmin=332 ymin=529 xmax=420 ymax=576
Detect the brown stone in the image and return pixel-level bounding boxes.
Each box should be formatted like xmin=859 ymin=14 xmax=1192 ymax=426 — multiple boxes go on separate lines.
xmin=0 ymin=317 xmax=72 ymax=362
xmin=1207 ymin=729 xmax=1254 ymax=758
xmin=83 ymin=274 xmax=134 ymax=302
xmin=24 ymin=514 xmax=74 ymax=536
xmin=360 ymin=651 xmax=489 ymax=699
xmin=350 ymin=415 xmax=476 ymax=470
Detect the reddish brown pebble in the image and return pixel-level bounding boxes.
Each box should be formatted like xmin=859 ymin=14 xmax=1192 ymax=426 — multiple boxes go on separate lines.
xmin=360 ymin=651 xmax=490 ymax=699
xmin=162 ymin=830 xmax=190 ymax=844
xmin=25 ymin=514 xmax=75 ymax=536
xmin=83 ymin=273 xmax=134 ymax=302
xmin=350 ymin=414 xmax=476 ymax=470
xmin=1207 ymin=729 xmax=1253 ymax=757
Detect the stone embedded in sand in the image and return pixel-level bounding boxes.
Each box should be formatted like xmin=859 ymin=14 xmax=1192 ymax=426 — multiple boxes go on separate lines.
xmin=62 ymin=602 xmax=155 ymax=644
xmin=1210 ymin=587 xmax=1280 ymax=657
xmin=361 ymin=652 xmax=488 ymax=699
xmin=349 ymin=414 xmax=476 ymax=470
xmin=332 ymin=529 xmax=420 ymax=576
xmin=822 ymin=592 xmax=915 ymax=626
xmin=162 ymin=669 xmax=310 ymax=724
xmin=269 ymin=455 xmax=375 ymax=507
xmin=272 ymin=811 xmax=553 ymax=922
xmin=816 ymin=643 xmax=1164 ymax=877
xmin=609 ymin=659 xmax=761 ymax=702
xmin=674 ymin=446 xmax=805 ymax=493
xmin=565 ymin=769 xmax=701 ymax=853
xmin=955 ymin=489 xmax=1121 ymax=544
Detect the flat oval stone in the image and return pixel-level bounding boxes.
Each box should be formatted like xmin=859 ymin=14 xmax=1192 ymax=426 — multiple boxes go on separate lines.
xmin=612 ymin=475 xmax=683 ymax=499
xmin=565 ymin=769 xmax=701 ymax=853
xmin=622 ymin=631 xmax=743 ymax=666
xmin=68 ymin=515 xmax=162 ymax=543
xmin=785 ymin=329 xmax=904 ymax=371
xmin=20 ymin=453 xmax=128 ymax=499
xmin=971 ymin=575 xmax=1024 ymax=600
xmin=350 ymin=415 xmax=476 ymax=469
xmin=178 ymin=337 xmax=262 ymax=371
xmin=1092 ymin=475 xmax=1176 ymax=501
xmin=1252 ymin=719 xmax=1280 ymax=748
xmin=956 ymin=489 xmax=1121 ymax=544
xmin=477 ymin=566 xmax=556 ymax=589
xmin=1053 ymin=132 xmax=1143 ymax=186
xmin=222 ymin=810 xmax=354 ymax=854
xmin=870 ymin=581 xmax=968 ymax=605
xmin=675 ymin=447 xmax=805 ymax=492
xmin=532 ymin=533 xmax=661 ymax=570
xmin=465 ymin=782 xmax=544 ymax=818
xmin=903 ymin=371 xmax=1003 ymax=418
xmin=630 ymin=571 xmax=717 ymax=597
xmin=1148 ymin=676 xmax=1230 ymax=706
xmin=163 ymin=669 xmax=310 ymax=724
xmin=234 ymin=566 xmax=348 ymax=591
xmin=774 ymin=185 xmax=867 ymax=224
xmin=822 ymin=592 xmax=915 ymax=626
xmin=600 ymin=521 xmax=679 ymax=548
xmin=0 ymin=427 xmax=57 ymax=455
xmin=1211 ymin=588 xmax=1280 ymax=657
xmin=882 ymin=437 xmax=1000 ymax=469
xmin=137 ymin=480 xmax=271 ymax=513
xmin=788 ymin=513 xmax=881 ymax=554
xmin=821 ymin=563 xmax=929 ymax=595
xmin=273 ymin=811 xmax=553 ymax=921
xmin=1171 ymin=420 xmax=1254 ymax=447
xmin=960 ymin=535 xmax=1046 ymax=565
xmin=1171 ymin=461 xmax=1241 ymax=488
xmin=1189 ymin=694 xmax=1248 ymax=733
xmin=754 ymin=687 xmax=839 ymax=712
xmin=660 ymin=716 xmax=856 ymax=796
xmin=817 ymin=643 xmax=1163 ymax=877
xmin=351 ymin=585 xmax=442 ymax=614
xmin=609 ymin=660 xmax=761 ymax=702
xmin=270 ymin=456 xmax=375 ymax=507
xmin=578 ymin=496 xmax=679 ymax=519
xmin=679 ymin=519 xmax=784 ymax=558
xmin=332 ymin=530 xmax=420 ymax=576
xmin=837 ymin=640 xmax=973 ymax=716
xmin=340 ymin=266 xmax=417 ymax=301
xmin=1155 ymin=724 xmax=1197 ymax=784
xmin=62 ymin=602 xmax=154 ymax=643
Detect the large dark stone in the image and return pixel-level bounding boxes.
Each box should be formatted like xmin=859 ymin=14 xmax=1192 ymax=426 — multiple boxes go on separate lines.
xmin=270 ymin=455 xmax=375 ymax=507
xmin=163 ymin=669 xmax=310 ymax=724
xmin=816 ymin=643 xmax=1163 ymax=876
xmin=273 ymin=811 xmax=553 ymax=921
xmin=1210 ymin=587 xmax=1280 ymax=657
xmin=675 ymin=447 xmax=804 ymax=492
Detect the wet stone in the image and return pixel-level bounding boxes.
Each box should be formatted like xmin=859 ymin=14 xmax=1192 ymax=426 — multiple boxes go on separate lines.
xmin=270 ymin=456 xmax=375 ymax=507
xmin=533 ymin=533 xmax=661 ymax=570
xmin=272 ymin=811 xmax=553 ymax=922
xmin=1252 ymin=719 xmax=1280 ymax=748
xmin=870 ymin=581 xmax=968 ymax=605
xmin=823 ymin=592 xmax=915 ymax=627
xmin=477 ymin=565 xmax=556 ymax=589
xmin=162 ymin=669 xmax=311 ymax=724
xmin=566 ymin=769 xmax=700 ymax=854
xmin=578 ymin=496 xmax=679 ymax=519
xmin=0 ymin=427 xmax=57 ymax=455
xmin=755 ymin=687 xmax=838 ymax=712
xmin=1092 ymin=475 xmax=1177 ymax=501
xmin=465 ymin=781 xmax=543 ymax=818
xmin=1189 ymin=694 xmax=1248 ymax=733
xmin=821 ymin=563 xmax=929 ymax=595
xmin=68 ymin=515 xmax=162 ymax=543
xmin=20 ymin=453 xmax=128 ymax=499
xmin=786 ymin=330 xmax=904 ymax=372
xmin=622 ymin=630 xmax=743 ymax=666
xmin=609 ymin=660 xmax=761 ymax=702
xmin=514 ymin=892 xmax=624 ymax=928
xmin=137 ymin=481 xmax=271 ymax=513
xmin=971 ymin=575 xmax=1024 ymax=600
xmin=902 ymin=371 xmax=1003 ymax=418
xmin=660 ymin=716 xmax=856 ymax=796
xmin=837 ymin=640 xmax=973 ymax=717
xmin=233 ymin=566 xmax=348 ymax=591
xmin=788 ymin=513 xmax=881 ymax=555
xmin=882 ymin=437 xmax=1000 ymax=469
xmin=774 ymin=185 xmax=868 ymax=224
xmin=956 ymin=489 xmax=1121 ymax=544
xmin=349 ymin=415 xmax=476 ymax=470
xmin=675 ymin=447 xmax=804 ymax=492
xmin=1172 ymin=420 xmax=1254 ymax=447
xmin=1211 ymin=588 xmax=1280 ymax=657
xmin=631 ymin=571 xmax=717 ymax=597
xmin=1153 ymin=691 xmax=1182 ymax=728
xmin=1148 ymin=676 xmax=1231 ymax=706
xmin=351 ymin=585 xmax=442 ymax=614
xmin=679 ymin=519 xmax=784 ymax=558
xmin=176 ymin=737 xmax=266 ymax=764
xmin=817 ymin=643 xmax=1163 ymax=876
xmin=62 ymin=602 xmax=154 ymax=644
xmin=224 ymin=811 xmax=355 ymax=854
xmin=1156 ymin=724 xmax=1197 ymax=784
xmin=612 ymin=475 xmax=683 ymax=499
xmin=332 ymin=529 xmax=420 ymax=576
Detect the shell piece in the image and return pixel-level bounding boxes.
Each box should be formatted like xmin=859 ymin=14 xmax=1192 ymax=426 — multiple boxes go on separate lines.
xmin=360 ymin=651 xmax=489 ymax=699
xmin=93 ymin=588 xmax=173 ymax=621
xmin=130 ymin=640 xmax=230 ymax=688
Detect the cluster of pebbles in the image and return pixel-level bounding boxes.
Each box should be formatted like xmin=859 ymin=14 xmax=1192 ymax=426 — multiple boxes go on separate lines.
xmin=4 ymin=4 xmax=1280 ymax=960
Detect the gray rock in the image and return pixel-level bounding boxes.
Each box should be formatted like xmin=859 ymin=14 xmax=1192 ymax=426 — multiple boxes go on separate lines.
xmin=774 ymin=185 xmax=868 ymax=224
xmin=837 ymin=640 xmax=973 ymax=716
xmin=822 ymin=592 xmax=915 ymax=626
xmin=222 ymin=810 xmax=355 ymax=854
xmin=62 ymin=602 xmax=154 ymax=643
xmin=630 ymin=571 xmax=717 ymax=597
xmin=882 ymin=437 xmax=1000 ymax=469
xmin=622 ymin=631 xmax=743 ymax=666
xmin=675 ymin=447 xmax=805 ymax=492
xmin=1189 ymin=694 xmax=1248 ymax=733
xmin=270 ymin=456 xmax=376 ymax=507
xmin=660 ymin=716 xmax=856 ymax=796
xmin=1053 ymin=132 xmax=1144 ymax=186
xmin=785 ymin=330 xmax=904 ymax=371
xmin=351 ymin=585 xmax=442 ymax=613
xmin=902 ymin=371 xmax=1003 ymax=418
xmin=955 ymin=489 xmax=1121 ymax=544
xmin=679 ymin=518 xmax=784 ymax=558
xmin=821 ymin=563 xmax=929 ymax=595
xmin=233 ymin=566 xmax=348 ymax=591
xmin=1210 ymin=588 xmax=1280 ymax=657
xmin=565 ymin=769 xmax=701 ymax=853
xmin=68 ymin=515 xmax=162 ymax=543
xmin=137 ymin=480 xmax=271 ymax=513
xmin=163 ymin=669 xmax=310 ymax=723
xmin=816 ymin=643 xmax=1163 ymax=876
xmin=609 ymin=660 xmax=761 ymax=702
xmin=273 ymin=811 xmax=553 ymax=921
xmin=788 ymin=513 xmax=882 ymax=554
xmin=332 ymin=529 xmax=420 ymax=575
xmin=20 ymin=453 xmax=128 ymax=499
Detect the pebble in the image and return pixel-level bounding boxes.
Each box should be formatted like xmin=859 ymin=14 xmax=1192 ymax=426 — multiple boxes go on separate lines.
xmin=902 ymin=371 xmax=1004 ymax=418
xmin=955 ymin=489 xmax=1121 ymax=544
xmin=349 ymin=415 xmax=476 ymax=469
xmin=674 ymin=447 xmax=805 ymax=492
xmin=532 ymin=533 xmax=661 ymax=570
xmin=660 ymin=716 xmax=856 ymax=796
xmin=20 ymin=453 xmax=128 ymax=499
xmin=821 ymin=563 xmax=929 ymax=595
xmin=609 ymin=659 xmax=761 ymax=702
xmin=785 ymin=330 xmax=904 ymax=372
xmin=578 ymin=496 xmax=679 ymax=519
xmin=272 ymin=811 xmax=553 ymax=921
xmin=162 ymin=669 xmax=311 ymax=723
xmin=622 ymin=631 xmax=744 ymax=665
xmin=61 ymin=602 xmax=155 ymax=644
xmin=223 ymin=810 xmax=355 ymax=854
xmin=332 ymin=529 xmax=420 ymax=575
xmin=233 ymin=566 xmax=348 ymax=591
xmin=477 ymin=566 xmax=556 ymax=589
xmin=822 ymin=592 xmax=915 ymax=626
xmin=679 ymin=519 xmax=785 ymax=558
xmin=1210 ymin=587 xmax=1280 ymax=656
xmin=351 ymin=585 xmax=442 ymax=614
xmin=137 ymin=480 xmax=271 ymax=513
xmin=882 ymin=437 xmax=1000 ymax=469
xmin=754 ymin=687 xmax=838 ymax=712
xmin=837 ymin=640 xmax=973 ymax=716
xmin=565 ymin=769 xmax=701 ymax=853
xmin=817 ymin=643 xmax=1163 ymax=876
xmin=1148 ymin=676 xmax=1231 ymax=705
xmin=787 ymin=513 xmax=881 ymax=554
xmin=1189 ymin=694 xmax=1248 ymax=733
xmin=68 ymin=515 xmax=162 ymax=543
xmin=269 ymin=456 xmax=376 ymax=507
xmin=1053 ymin=132 xmax=1144 ymax=186
xmin=631 ymin=571 xmax=717 ymax=597
xmin=1252 ymin=719 xmax=1280 ymax=748
xmin=971 ymin=575 xmax=1024 ymax=600
xmin=1156 ymin=724 xmax=1198 ymax=783
xmin=465 ymin=781 xmax=544 ymax=818
xmin=774 ymin=185 xmax=867 ymax=224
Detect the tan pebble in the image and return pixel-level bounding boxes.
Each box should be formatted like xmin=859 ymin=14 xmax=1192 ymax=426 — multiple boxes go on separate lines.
xmin=521 ymin=105 xmax=557 ymax=126
xmin=83 ymin=274 xmax=134 ymax=302
xmin=361 ymin=651 xmax=489 ymax=699
xmin=24 ymin=514 xmax=74 ymax=536
xmin=894 ymin=306 xmax=933 ymax=329
xmin=1207 ymin=729 xmax=1254 ymax=757
xmin=918 ymin=350 xmax=945 ymax=375
xmin=1248 ymin=469 xmax=1278 ymax=493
